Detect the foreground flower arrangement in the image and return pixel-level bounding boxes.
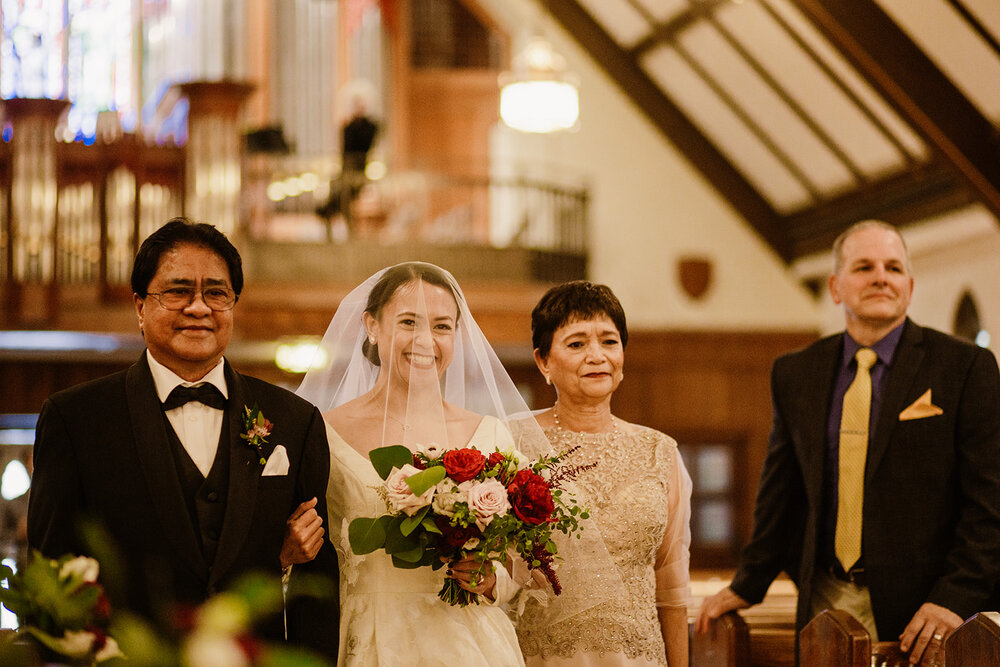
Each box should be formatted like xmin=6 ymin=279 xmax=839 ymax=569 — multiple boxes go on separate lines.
xmin=110 ymin=572 xmax=331 ymax=667
xmin=1 ymin=553 xmax=332 ymax=666
xmin=349 ymin=443 xmax=593 ymax=606
xmin=0 ymin=552 xmax=122 ymax=663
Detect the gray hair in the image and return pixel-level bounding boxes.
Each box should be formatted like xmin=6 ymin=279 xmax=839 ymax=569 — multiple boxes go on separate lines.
xmin=832 ymin=220 xmax=911 ymax=274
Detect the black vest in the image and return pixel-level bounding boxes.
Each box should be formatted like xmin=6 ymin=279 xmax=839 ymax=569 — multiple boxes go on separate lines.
xmin=163 ymin=413 xmax=230 ymax=567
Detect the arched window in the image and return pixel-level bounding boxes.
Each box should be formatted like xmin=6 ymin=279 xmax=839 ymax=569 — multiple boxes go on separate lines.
xmin=953 ymin=290 xmax=990 ymax=347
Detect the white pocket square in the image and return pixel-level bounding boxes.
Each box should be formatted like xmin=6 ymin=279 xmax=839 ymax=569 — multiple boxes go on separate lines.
xmin=262 ymin=444 xmax=289 ymax=476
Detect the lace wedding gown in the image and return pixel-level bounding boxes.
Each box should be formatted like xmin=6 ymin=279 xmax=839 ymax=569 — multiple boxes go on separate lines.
xmin=516 ymin=426 xmax=692 ymax=667
xmin=325 ymin=416 xmax=525 ymax=667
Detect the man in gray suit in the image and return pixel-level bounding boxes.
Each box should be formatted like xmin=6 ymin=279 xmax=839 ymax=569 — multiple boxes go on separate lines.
xmin=696 ymin=221 xmax=1000 ymax=665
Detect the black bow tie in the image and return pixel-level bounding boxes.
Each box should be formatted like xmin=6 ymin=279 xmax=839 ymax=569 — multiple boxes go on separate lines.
xmin=162 ymin=383 xmax=226 ymax=411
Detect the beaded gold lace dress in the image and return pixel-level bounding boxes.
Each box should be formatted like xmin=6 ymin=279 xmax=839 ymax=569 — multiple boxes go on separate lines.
xmin=516 ymin=425 xmax=692 ymax=666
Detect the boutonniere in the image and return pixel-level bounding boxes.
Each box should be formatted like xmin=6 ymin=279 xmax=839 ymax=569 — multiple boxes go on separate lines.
xmin=241 ymin=404 xmax=272 ymax=466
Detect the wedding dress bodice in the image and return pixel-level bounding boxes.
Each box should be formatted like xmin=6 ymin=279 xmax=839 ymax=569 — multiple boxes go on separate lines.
xmin=325 ymin=417 xmax=525 ymax=667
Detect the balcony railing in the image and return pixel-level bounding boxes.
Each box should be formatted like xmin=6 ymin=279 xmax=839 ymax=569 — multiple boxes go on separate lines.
xmin=1 ymin=91 xmax=589 ymax=327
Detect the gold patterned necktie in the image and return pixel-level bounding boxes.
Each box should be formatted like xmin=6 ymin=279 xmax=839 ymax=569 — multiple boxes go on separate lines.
xmin=835 ymin=347 xmax=878 ymax=572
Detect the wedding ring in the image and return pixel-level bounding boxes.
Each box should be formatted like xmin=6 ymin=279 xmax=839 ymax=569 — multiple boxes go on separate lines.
xmin=932 ymin=632 xmax=943 ymax=641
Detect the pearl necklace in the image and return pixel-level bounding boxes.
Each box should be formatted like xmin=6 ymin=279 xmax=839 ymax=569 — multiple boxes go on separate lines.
xmin=552 ymin=402 xmax=620 ymax=438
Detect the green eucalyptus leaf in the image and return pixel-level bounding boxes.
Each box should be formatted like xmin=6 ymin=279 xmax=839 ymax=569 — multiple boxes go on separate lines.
xmin=391 ymin=543 xmax=426 ymax=563
xmin=368 ymin=445 xmax=414 ymax=480
xmin=385 ymin=515 xmax=420 ymax=554
xmin=404 ymin=466 xmax=446 ymax=496
xmin=399 ymin=505 xmax=430 ymax=536
xmin=348 ymin=515 xmax=391 ymax=554
xmin=422 ymin=516 xmax=443 ymax=534
xmin=391 ymin=554 xmax=425 ymax=569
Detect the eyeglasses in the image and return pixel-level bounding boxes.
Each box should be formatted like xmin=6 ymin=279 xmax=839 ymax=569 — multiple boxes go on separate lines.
xmin=146 ymin=287 xmax=238 ymax=311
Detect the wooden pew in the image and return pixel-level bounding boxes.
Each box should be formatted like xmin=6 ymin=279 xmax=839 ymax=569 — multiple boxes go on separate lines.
xmin=799 ymin=610 xmax=909 ymax=666
xmin=799 ymin=610 xmax=870 ymax=666
xmin=690 ymin=611 xmax=749 ymax=667
xmin=945 ymin=611 xmax=1000 ymax=665
xmin=689 ymin=573 xmax=796 ymax=667
xmin=689 ymin=611 xmax=795 ymax=667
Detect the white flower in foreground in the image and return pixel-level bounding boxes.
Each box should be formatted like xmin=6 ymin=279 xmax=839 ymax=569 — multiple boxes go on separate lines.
xmin=432 ymin=479 xmax=471 ymax=517
xmin=95 ymin=635 xmax=124 ymax=662
xmin=417 ymin=441 xmax=447 ymax=460
xmin=183 ymin=631 xmax=250 ymax=667
xmin=197 ymin=593 xmax=250 ymax=635
xmin=52 ymin=630 xmax=98 ymax=658
xmin=59 ymin=556 xmax=100 ymax=583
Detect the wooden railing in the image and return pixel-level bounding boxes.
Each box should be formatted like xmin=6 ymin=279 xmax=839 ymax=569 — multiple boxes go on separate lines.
xmin=2 ymin=92 xmax=589 ymax=328
xmin=692 ymin=609 xmax=1000 ymax=666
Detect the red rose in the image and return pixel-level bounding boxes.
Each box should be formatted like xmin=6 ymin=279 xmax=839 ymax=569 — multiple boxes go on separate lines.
xmin=442 ymin=448 xmax=486 ymax=483
xmin=507 ymin=469 xmax=555 ymax=525
xmin=434 ymin=516 xmax=483 ymax=548
xmin=92 ymin=590 xmax=112 ymax=622
xmin=487 ymin=451 xmax=511 ymax=483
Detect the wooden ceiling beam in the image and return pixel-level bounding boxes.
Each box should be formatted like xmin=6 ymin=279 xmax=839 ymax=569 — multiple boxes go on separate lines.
xmin=539 ymin=0 xmax=792 ymax=261
xmin=785 ymin=162 xmax=975 ymax=258
xmin=792 ymin=0 xmax=1000 ymax=224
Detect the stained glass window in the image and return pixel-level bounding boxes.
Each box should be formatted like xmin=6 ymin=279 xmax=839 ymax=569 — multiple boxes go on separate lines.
xmin=1 ymin=0 xmax=134 ymax=142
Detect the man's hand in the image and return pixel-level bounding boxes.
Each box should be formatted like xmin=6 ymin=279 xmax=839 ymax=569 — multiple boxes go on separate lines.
xmin=280 ymin=497 xmax=325 ymax=569
xmin=898 ymin=602 xmax=962 ymax=665
xmin=695 ymin=586 xmax=751 ymax=634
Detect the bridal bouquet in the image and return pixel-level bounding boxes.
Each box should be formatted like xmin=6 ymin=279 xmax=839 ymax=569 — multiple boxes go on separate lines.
xmin=349 ymin=443 xmax=593 ymax=606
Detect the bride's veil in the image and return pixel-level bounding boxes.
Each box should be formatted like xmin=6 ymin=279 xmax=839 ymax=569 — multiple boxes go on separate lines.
xmin=294 ymin=262 xmax=623 ymax=623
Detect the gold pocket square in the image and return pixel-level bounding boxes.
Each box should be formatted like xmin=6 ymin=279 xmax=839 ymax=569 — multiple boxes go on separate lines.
xmin=898 ymin=389 xmax=943 ymax=421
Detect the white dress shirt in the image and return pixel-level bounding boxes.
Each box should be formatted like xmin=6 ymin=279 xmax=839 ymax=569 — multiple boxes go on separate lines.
xmin=148 ymin=351 xmax=229 ymax=477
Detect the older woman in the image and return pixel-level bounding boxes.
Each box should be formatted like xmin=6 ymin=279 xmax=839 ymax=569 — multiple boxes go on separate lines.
xmin=516 ymin=281 xmax=692 ymax=667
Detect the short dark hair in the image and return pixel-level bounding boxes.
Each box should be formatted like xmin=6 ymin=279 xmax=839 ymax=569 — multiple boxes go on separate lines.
xmin=363 ymin=262 xmax=462 ymax=365
xmin=130 ymin=217 xmax=244 ymax=297
xmin=531 ymin=280 xmax=628 ymax=359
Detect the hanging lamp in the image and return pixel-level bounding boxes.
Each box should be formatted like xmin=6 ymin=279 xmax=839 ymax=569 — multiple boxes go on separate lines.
xmin=499 ymin=35 xmax=579 ymax=133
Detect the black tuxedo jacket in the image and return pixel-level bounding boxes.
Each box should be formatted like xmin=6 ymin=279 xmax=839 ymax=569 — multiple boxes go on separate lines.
xmin=731 ymin=319 xmax=1000 ymax=639
xmin=27 ymin=353 xmax=339 ymax=659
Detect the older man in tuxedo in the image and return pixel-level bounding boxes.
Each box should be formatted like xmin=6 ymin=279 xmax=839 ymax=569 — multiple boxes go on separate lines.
xmin=27 ymin=218 xmax=338 ymax=659
xmin=696 ymin=221 xmax=1000 ymax=665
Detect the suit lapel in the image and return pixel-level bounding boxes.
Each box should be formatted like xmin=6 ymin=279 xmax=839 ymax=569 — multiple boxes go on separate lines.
xmin=210 ymin=362 xmax=262 ymax=586
xmin=866 ymin=320 xmax=924 ymax=482
xmin=798 ymin=336 xmax=842 ymax=503
xmin=126 ymin=354 xmax=208 ymax=582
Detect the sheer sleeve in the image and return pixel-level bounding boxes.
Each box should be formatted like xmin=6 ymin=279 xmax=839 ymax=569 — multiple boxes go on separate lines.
xmin=654 ymin=443 xmax=692 ymax=608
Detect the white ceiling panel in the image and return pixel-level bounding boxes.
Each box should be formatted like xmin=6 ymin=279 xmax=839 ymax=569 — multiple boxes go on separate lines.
xmin=964 ymin=0 xmax=1000 ymax=38
xmin=715 ymin=1 xmax=910 ymax=179
xmin=644 ymin=44 xmax=813 ymax=213
xmin=632 ymin=0 xmax=689 ymax=25
xmin=876 ymin=0 xmax=1000 ymax=123
xmin=678 ymin=20 xmax=857 ymax=197
xmin=576 ymin=0 xmax=649 ymax=48
xmin=766 ymin=0 xmax=929 ymax=162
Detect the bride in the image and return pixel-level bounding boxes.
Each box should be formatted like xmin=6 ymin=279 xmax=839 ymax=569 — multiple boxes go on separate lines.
xmin=296 ymin=262 xmax=546 ymax=666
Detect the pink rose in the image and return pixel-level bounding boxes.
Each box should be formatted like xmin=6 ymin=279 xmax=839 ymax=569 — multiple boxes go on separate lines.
xmin=385 ymin=464 xmax=435 ymax=516
xmin=467 ymin=479 xmax=511 ymax=531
